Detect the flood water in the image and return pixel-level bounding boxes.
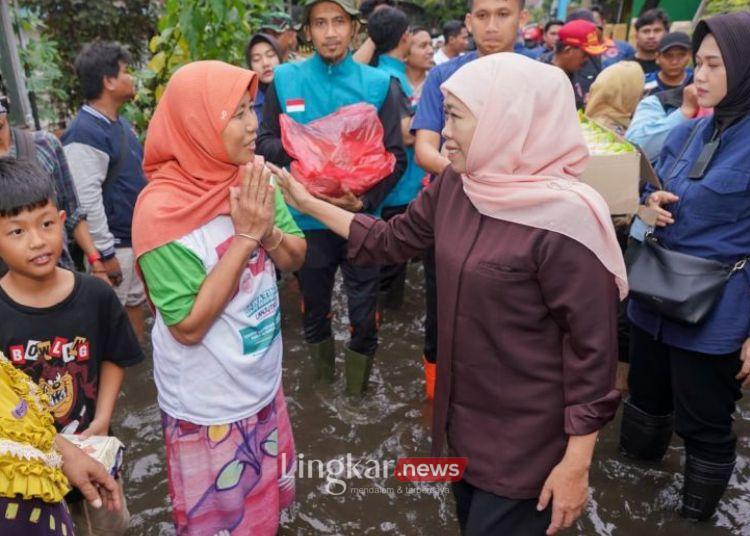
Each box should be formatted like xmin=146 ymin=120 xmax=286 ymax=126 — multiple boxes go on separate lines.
xmin=117 ymin=264 xmax=750 ymax=535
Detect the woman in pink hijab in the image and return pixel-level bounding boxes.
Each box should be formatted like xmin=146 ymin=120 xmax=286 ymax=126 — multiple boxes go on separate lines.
xmin=274 ymin=53 xmax=626 ymax=535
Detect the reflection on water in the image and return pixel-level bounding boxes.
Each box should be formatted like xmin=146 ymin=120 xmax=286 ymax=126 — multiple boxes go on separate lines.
xmin=118 ymin=264 xmax=749 ymax=535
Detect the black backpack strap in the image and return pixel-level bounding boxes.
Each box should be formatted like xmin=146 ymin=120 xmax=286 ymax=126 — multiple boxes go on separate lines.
xmin=11 ymin=127 xmax=37 ymax=162
xmin=656 ymin=87 xmax=685 ymax=114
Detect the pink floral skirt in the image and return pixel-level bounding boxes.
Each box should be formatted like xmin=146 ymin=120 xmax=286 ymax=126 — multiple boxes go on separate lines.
xmin=161 ymin=386 xmax=295 ymax=536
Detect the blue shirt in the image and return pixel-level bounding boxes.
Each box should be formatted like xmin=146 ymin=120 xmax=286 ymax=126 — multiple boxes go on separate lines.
xmin=601 ymin=40 xmax=635 ymax=68
xmin=526 ymin=45 xmax=550 ymax=60
xmin=514 ymin=42 xmax=540 ymax=59
xmin=628 ymin=115 xmax=750 ymax=355
xmin=643 ymin=68 xmax=694 ymax=95
xmin=625 ymin=94 xmax=689 ymax=162
xmin=411 ymin=51 xmax=478 ymax=136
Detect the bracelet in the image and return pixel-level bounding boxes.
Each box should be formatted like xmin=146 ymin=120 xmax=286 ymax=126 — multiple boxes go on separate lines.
xmin=262 ymin=227 xmax=284 ymax=252
xmin=87 ymin=252 xmax=102 ymax=265
xmin=235 ymin=233 xmax=261 ymax=245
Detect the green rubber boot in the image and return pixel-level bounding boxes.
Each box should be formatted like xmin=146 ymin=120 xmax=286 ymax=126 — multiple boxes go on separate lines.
xmin=309 ymin=338 xmax=335 ymax=383
xmin=344 ymin=347 xmax=374 ymax=397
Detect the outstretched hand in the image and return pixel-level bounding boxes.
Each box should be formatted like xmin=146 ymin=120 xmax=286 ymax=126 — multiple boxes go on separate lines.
xmin=267 ymin=163 xmax=317 ymax=214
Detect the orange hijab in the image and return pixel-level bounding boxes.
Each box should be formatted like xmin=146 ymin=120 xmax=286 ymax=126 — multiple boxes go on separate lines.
xmin=132 ymin=60 xmax=258 ymax=259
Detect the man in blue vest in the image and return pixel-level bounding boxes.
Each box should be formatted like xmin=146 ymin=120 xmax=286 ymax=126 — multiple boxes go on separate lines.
xmin=62 ymin=42 xmax=148 ymax=342
xmin=366 ymin=6 xmax=427 ymax=313
xmin=257 ymin=0 xmax=407 ymax=396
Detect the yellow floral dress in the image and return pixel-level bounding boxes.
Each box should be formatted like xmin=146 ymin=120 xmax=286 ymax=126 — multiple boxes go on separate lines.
xmin=0 ymin=352 xmax=72 ymax=535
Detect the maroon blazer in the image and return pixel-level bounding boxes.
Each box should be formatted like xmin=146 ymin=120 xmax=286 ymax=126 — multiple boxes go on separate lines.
xmin=348 ymin=168 xmax=620 ymax=499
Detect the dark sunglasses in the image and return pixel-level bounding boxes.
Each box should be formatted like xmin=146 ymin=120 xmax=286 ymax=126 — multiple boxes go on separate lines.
xmin=0 ymin=96 xmax=9 ymax=114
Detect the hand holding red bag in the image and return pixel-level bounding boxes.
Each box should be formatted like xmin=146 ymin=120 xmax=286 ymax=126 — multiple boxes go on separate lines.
xmin=279 ymin=103 xmax=396 ymax=198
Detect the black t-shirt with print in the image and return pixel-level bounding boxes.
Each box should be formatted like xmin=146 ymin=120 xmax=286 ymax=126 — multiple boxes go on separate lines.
xmin=0 ymin=271 xmax=144 ymax=434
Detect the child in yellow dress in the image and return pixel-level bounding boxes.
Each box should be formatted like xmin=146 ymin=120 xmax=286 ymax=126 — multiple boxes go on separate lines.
xmin=0 ymin=352 xmax=120 ymax=535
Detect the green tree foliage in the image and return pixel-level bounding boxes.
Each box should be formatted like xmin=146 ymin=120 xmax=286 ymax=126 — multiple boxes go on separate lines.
xmin=416 ymin=0 xmax=469 ymax=29
xmin=20 ymin=0 xmax=157 ymax=119
xmin=11 ymin=7 xmax=67 ymax=125
xmin=125 ymin=0 xmax=272 ymax=134
xmin=705 ymin=0 xmax=750 ymax=15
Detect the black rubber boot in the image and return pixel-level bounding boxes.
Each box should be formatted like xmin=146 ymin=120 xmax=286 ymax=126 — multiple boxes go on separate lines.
xmin=681 ymin=455 xmax=735 ymax=521
xmin=308 ymin=338 xmax=335 ymax=383
xmin=619 ymin=399 xmax=674 ymax=461
xmin=344 ymin=347 xmax=374 ymax=397
xmin=382 ymin=272 xmax=405 ymax=311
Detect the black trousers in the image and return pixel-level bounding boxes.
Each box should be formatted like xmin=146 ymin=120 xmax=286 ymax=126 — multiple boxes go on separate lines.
xmin=452 ymin=480 xmax=551 ymax=536
xmin=616 ymin=233 xmax=639 ymax=364
xmin=422 ymin=245 xmax=438 ymax=364
xmin=628 ymin=324 xmax=743 ymax=463
xmin=297 ymin=230 xmax=380 ymax=356
xmin=379 ymin=205 xmax=408 ymax=294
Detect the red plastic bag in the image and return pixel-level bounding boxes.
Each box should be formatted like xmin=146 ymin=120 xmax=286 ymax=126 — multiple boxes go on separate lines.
xmin=279 ymin=103 xmax=396 ymax=197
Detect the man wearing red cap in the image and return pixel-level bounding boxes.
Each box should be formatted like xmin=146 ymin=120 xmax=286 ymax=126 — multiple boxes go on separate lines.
xmin=543 ymin=19 xmax=607 ymax=109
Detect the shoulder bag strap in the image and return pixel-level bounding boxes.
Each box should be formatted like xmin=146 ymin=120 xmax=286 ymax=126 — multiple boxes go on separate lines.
xmin=11 ymin=127 xmax=37 ymax=162
xmin=665 ymin=120 xmax=703 ymax=179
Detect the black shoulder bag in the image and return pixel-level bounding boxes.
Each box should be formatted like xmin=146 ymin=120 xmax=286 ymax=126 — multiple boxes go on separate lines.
xmin=627 ymin=124 xmax=748 ymax=325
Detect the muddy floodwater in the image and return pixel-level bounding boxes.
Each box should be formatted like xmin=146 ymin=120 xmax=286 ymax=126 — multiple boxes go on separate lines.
xmin=116 ymin=265 xmax=750 ymax=535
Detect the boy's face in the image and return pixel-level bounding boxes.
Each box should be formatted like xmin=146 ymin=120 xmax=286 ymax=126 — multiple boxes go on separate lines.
xmin=0 ymin=201 xmax=65 ymax=280
xmin=656 ymin=46 xmax=691 ymax=79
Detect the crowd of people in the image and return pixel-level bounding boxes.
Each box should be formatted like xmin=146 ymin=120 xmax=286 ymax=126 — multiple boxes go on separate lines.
xmin=0 ymin=0 xmax=748 ymax=535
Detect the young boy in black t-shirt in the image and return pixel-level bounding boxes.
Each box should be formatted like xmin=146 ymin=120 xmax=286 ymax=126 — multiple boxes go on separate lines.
xmin=0 ymin=158 xmax=144 ymax=534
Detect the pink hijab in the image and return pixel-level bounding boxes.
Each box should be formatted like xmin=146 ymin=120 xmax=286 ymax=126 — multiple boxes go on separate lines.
xmin=441 ymin=53 xmax=628 ymax=299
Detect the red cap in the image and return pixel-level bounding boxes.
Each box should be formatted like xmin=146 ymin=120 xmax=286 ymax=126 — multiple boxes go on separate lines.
xmin=558 ymin=20 xmax=607 ymax=55
xmin=523 ymin=26 xmax=543 ymax=42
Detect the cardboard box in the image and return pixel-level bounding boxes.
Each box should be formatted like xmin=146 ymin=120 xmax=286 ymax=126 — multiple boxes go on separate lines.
xmin=579 ymin=117 xmax=642 ymax=216
xmin=580 ymin=151 xmax=641 ymax=216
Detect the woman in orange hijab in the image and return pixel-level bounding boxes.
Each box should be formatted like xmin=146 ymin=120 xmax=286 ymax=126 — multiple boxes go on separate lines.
xmin=132 ymin=60 xmax=305 ymax=535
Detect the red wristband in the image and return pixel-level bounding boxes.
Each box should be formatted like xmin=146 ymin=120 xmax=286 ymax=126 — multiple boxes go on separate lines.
xmin=87 ymin=252 xmax=102 ymax=265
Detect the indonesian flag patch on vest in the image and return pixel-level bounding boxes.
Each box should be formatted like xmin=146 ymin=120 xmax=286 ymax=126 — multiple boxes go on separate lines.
xmin=286 ymin=98 xmax=305 ymax=113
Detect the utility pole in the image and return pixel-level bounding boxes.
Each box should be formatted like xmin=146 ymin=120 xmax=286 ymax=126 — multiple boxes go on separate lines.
xmin=0 ymin=0 xmax=32 ymax=126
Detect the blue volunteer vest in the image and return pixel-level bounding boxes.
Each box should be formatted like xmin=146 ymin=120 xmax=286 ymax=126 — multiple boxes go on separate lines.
xmin=274 ymin=52 xmax=391 ymax=230
xmin=376 ymin=55 xmax=426 ymax=208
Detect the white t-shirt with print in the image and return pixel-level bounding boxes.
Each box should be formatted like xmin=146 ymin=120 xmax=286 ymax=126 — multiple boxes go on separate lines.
xmin=151 ymin=216 xmax=282 ymax=425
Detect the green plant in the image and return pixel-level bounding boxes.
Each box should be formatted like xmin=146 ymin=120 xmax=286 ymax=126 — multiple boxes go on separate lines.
xmin=20 ymin=0 xmax=158 ymax=120
xmin=705 ymin=0 xmax=749 ymax=15
xmin=125 ymin=0 xmax=272 ymax=134
xmin=11 ymin=7 xmax=67 ymax=125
